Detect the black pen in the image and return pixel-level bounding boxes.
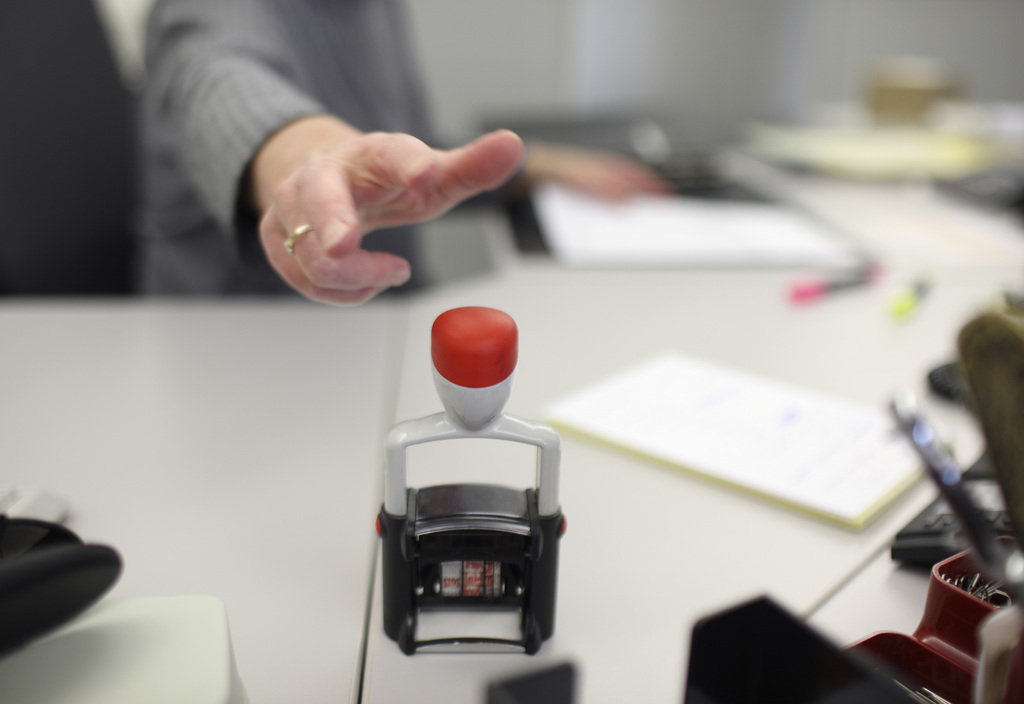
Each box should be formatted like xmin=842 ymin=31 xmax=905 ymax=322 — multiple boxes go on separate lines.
xmin=890 ymin=391 xmax=1024 ymax=598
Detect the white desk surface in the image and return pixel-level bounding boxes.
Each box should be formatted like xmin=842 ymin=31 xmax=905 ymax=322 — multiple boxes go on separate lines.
xmin=810 ymin=546 xmax=933 ymax=646
xmin=360 ymin=253 xmax=1016 ymax=704
xmin=0 ymin=301 xmax=403 ymax=704
xmin=1 ymin=174 xmax=1022 ymax=704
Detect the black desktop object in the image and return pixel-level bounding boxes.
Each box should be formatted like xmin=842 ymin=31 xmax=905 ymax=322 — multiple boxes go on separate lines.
xmin=890 ymin=344 xmax=1020 ymax=567
xmin=482 ymin=114 xmax=767 ymax=253
xmin=486 ymin=663 xmax=576 ymax=704
xmin=378 ymin=483 xmax=564 ymax=654
xmin=0 ymin=517 xmax=121 ymax=657
xmin=936 ymin=164 xmax=1024 ymax=217
xmin=378 ymin=308 xmax=564 ymax=654
xmin=683 ymin=597 xmax=914 ymax=704
xmin=891 ymin=453 xmax=1015 ymax=566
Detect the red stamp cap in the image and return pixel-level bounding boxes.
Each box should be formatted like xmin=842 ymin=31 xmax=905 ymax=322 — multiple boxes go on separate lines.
xmin=431 ymin=307 xmax=518 ymax=388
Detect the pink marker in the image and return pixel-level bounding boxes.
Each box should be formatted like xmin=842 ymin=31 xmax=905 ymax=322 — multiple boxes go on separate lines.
xmin=788 ymin=262 xmax=883 ymax=305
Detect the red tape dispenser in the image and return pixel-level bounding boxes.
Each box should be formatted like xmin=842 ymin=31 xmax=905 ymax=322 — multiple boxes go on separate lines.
xmin=850 ymin=544 xmax=1024 ymax=704
xmin=862 ymin=392 xmax=1024 ymax=703
xmin=377 ymin=307 xmax=565 ymax=654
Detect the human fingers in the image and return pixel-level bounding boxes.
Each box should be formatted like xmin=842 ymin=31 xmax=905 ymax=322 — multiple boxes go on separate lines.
xmin=604 ymin=159 xmax=676 ymax=195
xmin=344 ymin=130 xmax=522 ymax=199
xmin=581 ymin=160 xmax=675 ymax=200
xmin=339 ymin=131 xmax=522 ymax=232
xmin=260 ymin=193 xmax=410 ymax=305
xmin=293 ymin=247 xmax=410 ymax=305
xmin=433 ymin=130 xmax=525 ymax=201
xmin=281 ymin=157 xmax=365 ymax=257
xmin=267 ymin=133 xmax=442 ymax=257
xmin=342 ymin=132 xmax=443 ymax=210
xmin=277 ymin=150 xmax=413 ymax=289
xmin=524 ymin=142 xmax=673 ymax=201
xmin=262 ymin=220 xmax=410 ymax=304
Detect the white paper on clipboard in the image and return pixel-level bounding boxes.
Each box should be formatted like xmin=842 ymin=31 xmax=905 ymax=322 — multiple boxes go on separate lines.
xmin=532 ymin=182 xmax=860 ymax=269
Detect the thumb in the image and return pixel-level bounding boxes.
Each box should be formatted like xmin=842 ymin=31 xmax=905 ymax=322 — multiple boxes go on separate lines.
xmin=443 ymin=130 xmax=525 ymax=194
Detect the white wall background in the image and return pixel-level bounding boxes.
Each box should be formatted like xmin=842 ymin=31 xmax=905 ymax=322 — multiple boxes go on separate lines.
xmin=804 ymin=0 xmax=1024 ymax=104
xmin=410 ymin=0 xmax=1024 ymax=144
xmin=94 ymin=0 xmax=1024 ymax=144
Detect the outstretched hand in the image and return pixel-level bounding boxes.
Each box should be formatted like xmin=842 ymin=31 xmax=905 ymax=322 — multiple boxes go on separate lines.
xmin=523 ymin=142 xmax=674 ymax=201
xmin=253 ymin=116 xmax=525 ymax=305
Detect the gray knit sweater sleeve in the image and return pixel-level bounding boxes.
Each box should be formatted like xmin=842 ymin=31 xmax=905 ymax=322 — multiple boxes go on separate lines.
xmin=144 ymin=0 xmax=327 ymax=232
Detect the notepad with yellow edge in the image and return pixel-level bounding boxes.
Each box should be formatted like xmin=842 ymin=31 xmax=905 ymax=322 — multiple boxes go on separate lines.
xmin=546 ymin=354 xmax=921 ymax=530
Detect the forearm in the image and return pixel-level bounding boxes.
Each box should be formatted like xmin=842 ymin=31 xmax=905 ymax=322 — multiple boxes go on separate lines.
xmin=145 ymin=0 xmax=325 ymax=232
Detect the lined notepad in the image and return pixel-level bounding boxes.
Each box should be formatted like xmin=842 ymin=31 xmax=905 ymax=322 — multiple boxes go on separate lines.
xmin=546 ymin=354 xmax=921 ymax=530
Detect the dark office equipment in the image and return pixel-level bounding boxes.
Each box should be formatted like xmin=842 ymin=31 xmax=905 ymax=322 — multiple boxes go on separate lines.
xmin=486 ymin=663 xmax=576 ymax=704
xmin=651 ymin=151 xmax=769 ymax=202
xmin=378 ymin=307 xmax=564 ymax=655
xmin=378 ymin=484 xmax=564 ymax=654
xmin=482 ymin=114 xmax=766 ymax=253
xmin=936 ymin=164 xmax=1024 ymax=217
xmin=926 ymin=361 xmax=968 ymax=404
xmin=891 ymin=454 xmax=1013 ymax=566
xmin=683 ymin=596 xmax=914 ymax=704
xmin=0 ymin=517 xmax=121 ymax=656
xmin=0 ymin=0 xmax=136 ymax=294
xmin=895 ymin=309 xmax=1024 ymax=570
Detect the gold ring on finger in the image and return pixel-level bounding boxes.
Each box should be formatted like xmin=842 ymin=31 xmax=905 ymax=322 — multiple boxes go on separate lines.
xmin=285 ymin=224 xmax=313 ymax=254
